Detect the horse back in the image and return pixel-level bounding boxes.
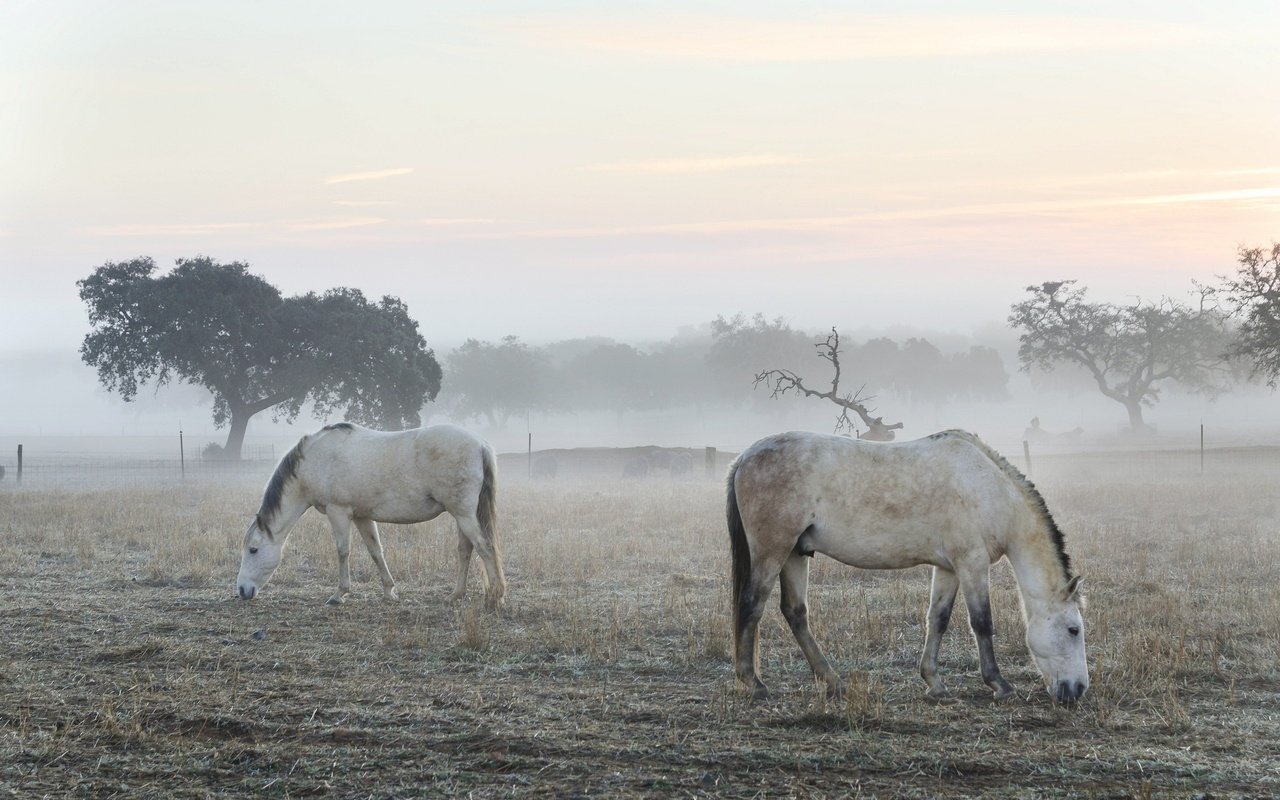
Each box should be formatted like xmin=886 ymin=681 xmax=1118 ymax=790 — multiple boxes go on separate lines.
xmin=733 ymin=431 xmax=1022 ymax=571
xmin=297 ymin=424 xmax=490 ymax=520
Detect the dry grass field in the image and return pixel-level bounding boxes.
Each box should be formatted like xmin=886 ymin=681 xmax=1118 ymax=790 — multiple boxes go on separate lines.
xmin=1 ymin=452 xmax=1279 ymax=798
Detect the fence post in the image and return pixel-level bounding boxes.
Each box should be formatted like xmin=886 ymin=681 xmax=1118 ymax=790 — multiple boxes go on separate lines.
xmin=16 ymin=444 xmax=22 ymax=486
xmin=528 ymin=433 xmax=532 ymax=479
xmin=1022 ymin=439 xmax=1032 ymax=478
xmin=179 ymin=430 xmax=186 ymax=480
xmin=1200 ymin=423 xmax=1204 ymax=476
xmin=704 ymin=446 xmax=717 ymax=479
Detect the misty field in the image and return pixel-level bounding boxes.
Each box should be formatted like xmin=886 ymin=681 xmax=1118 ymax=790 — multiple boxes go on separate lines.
xmin=2 ymin=452 xmax=1279 ymax=798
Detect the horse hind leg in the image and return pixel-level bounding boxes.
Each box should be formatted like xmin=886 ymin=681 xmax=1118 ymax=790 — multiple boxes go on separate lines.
xmin=779 ymin=549 xmax=843 ymax=699
xmin=919 ymin=566 xmax=959 ymax=699
xmin=450 ymin=523 xmax=478 ymax=602
xmin=354 ymin=518 xmax=398 ymax=601
xmin=456 ymin=514 xmax=506 ymax=610
xmin=734 ymin=566 xmax=775 ymax=702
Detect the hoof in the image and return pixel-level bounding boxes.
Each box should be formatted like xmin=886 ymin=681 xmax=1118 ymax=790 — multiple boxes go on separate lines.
xmin=925 ymin=686 xmax=954 ymax=703
xmin=825 ymin=683 xmax=845 ymax=702
xmin=991 ymin=684 xmax=1016 ymax=702
xmin=750 ymin=684 xmax=770 ymax=703
xmin=448 ymin=591 xmax=465 ymax=603
xmin=383 ymin=589 xmax=400 ymax=602
xmin=326 ymin=594 xmax=347 ymax=606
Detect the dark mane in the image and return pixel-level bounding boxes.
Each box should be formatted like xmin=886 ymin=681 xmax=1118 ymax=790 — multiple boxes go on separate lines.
xmin=322 ymin=422 xmax=354 ymax=432
xmin=936 ymin=430 xmax=1073 ymax=581
xmin=257 ymin=439 xmax=305 ymax=532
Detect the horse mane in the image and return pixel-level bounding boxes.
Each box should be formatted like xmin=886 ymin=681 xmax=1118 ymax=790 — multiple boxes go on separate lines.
xmin=258 ymin=438 xmax=306 ymax=532
xmin=931 ymin=430 xmax=1073 ymax=581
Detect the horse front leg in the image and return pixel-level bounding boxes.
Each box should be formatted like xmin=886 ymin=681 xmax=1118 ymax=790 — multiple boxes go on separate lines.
xmin=325 ymin=509 xmax=354 ymax=605
xmin=354 ymin=518 xmax=398 ymax=601
xmin=959 ymin=563 xmax=1015 ymax=701
xmin=919 ymin=566 xmax=959 ymax=699
xmin=780 ymin=551 xmax=843 ymax=699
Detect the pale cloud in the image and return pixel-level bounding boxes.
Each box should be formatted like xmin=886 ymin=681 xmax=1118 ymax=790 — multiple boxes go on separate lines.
xmin=462 ymin=186 xmax=1280 ymax=240
xmin=1117 ymin=187 xmax=1280 ymax=206
xmin=323 ymin=168 xmax=414 ymax=185
xmin=416 ymin=218 xmax=496 ymax=226
xmin=83 ymin=222 xmax=263 ymax=237
xmin=508 ymin=14 xmax=1212 ymax=62
xmin=286 ymin=217 xmax=387 ymax=232
xmin=1044 ymin=166 xmax=1280 ymax=188
xmin=590 ymin=154 xmax=812 ymax=174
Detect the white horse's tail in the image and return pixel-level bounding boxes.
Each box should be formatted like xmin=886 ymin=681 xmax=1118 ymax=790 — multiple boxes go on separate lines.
xmin=725 ymin=457 xmax=752 ymax=642
xmin=478 ymin=444 xmax=499 ymax=560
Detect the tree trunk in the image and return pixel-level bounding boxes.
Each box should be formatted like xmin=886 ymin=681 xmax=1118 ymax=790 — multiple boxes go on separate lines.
xmin=224 ymin=407 xmax=252 ymax=460
xmin=1123 ymin=398 xmax=1149 ymax=434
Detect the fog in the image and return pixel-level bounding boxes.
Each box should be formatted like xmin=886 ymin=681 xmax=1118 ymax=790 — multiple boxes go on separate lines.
xmin=2 ymin=315 xmax=1274 ymax=470
xmin=4 ymin=2 xmax=1279 ymax=467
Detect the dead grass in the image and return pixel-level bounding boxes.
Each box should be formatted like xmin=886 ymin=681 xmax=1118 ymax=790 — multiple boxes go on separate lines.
xmin=0 ymin=456 xmax=1278 ymax=797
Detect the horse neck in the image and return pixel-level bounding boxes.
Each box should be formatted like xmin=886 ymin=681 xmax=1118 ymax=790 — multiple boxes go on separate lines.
xmin=263 ymin=483 xmax=309 ymax=541
xmin=1004 ymin=510 xmax=1068 ymax=610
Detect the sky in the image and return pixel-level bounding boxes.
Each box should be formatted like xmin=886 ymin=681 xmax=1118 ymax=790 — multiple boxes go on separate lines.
xmin=1 ymin=2 xmax=1278 ymax=414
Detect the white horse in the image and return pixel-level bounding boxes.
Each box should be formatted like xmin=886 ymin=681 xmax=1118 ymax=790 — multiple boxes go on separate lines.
xmin=728 ymin=430 xmax=1087 ymax=704
xmin=236 ymin=423 xmax=506 ymax=609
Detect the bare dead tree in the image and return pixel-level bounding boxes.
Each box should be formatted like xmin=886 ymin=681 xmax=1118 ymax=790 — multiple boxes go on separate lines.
xmin=753 ymin=327 xmax=904 ymax=440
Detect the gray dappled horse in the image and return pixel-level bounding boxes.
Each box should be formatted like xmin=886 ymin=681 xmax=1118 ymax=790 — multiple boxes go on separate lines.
xmin=728 ymin=430 xmax=1087 ymax=704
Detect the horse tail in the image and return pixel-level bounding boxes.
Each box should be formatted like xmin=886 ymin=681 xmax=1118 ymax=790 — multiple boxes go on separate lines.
xmin=477 ymin=443 xmax=499 ymax=558
xmin=726 ymin=456 xmax=752 ymax=637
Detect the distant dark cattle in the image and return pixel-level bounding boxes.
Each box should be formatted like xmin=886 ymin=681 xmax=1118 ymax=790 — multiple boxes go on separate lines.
xmin=622 ymin=457 xmax=650 ymax=479
xmin=670 ymin=452 xmax=694 ymax=479
xmin=531 ymin=454 xmax=558 ymax=480
xmin=648 ymin=450 xmax=674 ymax=469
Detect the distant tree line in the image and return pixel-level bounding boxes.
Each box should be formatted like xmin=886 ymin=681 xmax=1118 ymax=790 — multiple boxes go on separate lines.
xmin=438 ymin=313 xmax=1009 ymax=429
xmin=80 ymin=242 xmax=1280 ymax=453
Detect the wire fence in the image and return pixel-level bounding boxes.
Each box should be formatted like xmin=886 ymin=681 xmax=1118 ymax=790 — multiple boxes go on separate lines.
xmin=2 ymin=437 xmax=1277 ymax=492
xmin=0 ymin=442 xmax=281 ymax=491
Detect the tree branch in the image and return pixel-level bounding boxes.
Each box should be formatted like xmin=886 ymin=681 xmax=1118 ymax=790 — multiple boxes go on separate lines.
xmin=754 ymin=327 xmax=904 ymax=440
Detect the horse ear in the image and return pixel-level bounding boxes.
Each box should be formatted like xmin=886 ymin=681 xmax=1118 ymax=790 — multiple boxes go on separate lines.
xmin=255 ymin=514 xmax=272 ymax=541
xmin=1062 ymin=575 xmax=1084 ymax=602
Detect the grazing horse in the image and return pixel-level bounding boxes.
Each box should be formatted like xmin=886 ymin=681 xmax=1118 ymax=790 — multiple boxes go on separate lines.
xmin=728 ymin=430 xmax=1087 ymax=704
xmin=237 ymin=423 xmax=506 ymax=609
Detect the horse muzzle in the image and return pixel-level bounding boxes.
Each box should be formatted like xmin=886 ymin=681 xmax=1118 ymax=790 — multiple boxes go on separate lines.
xmin=237 ymin=584 xmax=257 ymax=600
xmin=1054 ymin=680 xmax=1087 ymax=704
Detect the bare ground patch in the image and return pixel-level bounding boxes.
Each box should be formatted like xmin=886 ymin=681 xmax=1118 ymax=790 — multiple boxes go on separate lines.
xmin=1 ymin=464 xmax=1278 ymax=797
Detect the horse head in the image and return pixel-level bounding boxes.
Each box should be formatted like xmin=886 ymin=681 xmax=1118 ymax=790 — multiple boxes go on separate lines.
xmin=236 ymin=515 xmax=284 ymax=600
xmin=1024 ymin=575 xmax=1089 ymax=703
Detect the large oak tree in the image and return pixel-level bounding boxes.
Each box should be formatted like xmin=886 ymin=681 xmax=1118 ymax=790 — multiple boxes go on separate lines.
xmin=78 ymin=256 xmax=442 ymax=458
xmin=1219 ymin=243 xmax=1280 ymax=383
xmin=1009 ymin=280 xmax=1233 ymax=433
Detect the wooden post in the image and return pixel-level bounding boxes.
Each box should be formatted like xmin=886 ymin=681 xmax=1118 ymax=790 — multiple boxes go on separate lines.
xmin=704 ymin=446 xmax=717 ymax=479
xmin=1200 ymin=423 xmax=1204 ymax=475
xmin=528 ymin=433 xmax=532 ymax=479
xmin=1022 ymin=440 xmax=1032 ymax=478
xmin=16 ymin=444 xmax=22 ymax=486
xmin=179 ymin=430 xmax=186 ymax=479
